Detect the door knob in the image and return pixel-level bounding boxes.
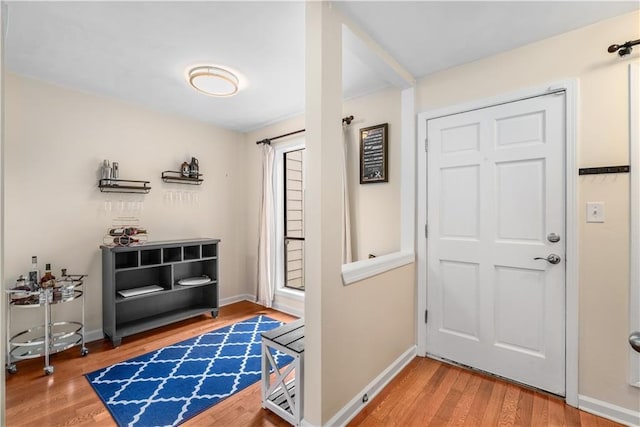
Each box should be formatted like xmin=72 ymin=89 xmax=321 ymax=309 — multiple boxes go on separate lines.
xmin=534 ymin=254 xmax=561 ymax=264
xmin=631 ymin=331 xmax=640 ymax=353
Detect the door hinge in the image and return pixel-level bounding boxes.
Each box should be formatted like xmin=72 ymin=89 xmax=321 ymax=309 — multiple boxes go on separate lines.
xmin=425 ymin=224 xmax=428 ymax=238
xmin=424 ymin=138 xmax=428 ymax=152
xmin=425 ymin=310 xmax=428 ymax=323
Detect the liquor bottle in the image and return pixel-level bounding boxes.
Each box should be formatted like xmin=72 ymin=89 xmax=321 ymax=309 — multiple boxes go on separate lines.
xmin=114 ymin=236 xmax=139 ymax=246
xmin=108 ymin=227 xmax=125 ymax=236
xmin=181 ymin=161 xmax=190 ymax=177
xmin=40 ymin=263 xmax=56 ymax=288
xmin=112 ymin=162 xmax=119 ymax=180
xmin=28 ymin=256 xmax=40 ymax=290
xmin=102 ymin=160 xmax=112 ymax=185
xmin=189 ymin=157 xmax=199 ymax=178
xmin=112 ymin=161 xmax=120 ymax=186
xmin=109 ymin=226 xmax=147 ymax=237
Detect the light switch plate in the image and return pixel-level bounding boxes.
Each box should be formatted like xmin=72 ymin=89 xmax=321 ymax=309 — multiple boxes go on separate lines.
xmin=587 ymin=202 xmax=605 ymax=223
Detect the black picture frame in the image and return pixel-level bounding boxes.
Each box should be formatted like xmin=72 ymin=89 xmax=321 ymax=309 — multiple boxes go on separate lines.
xmin=360 ymin=123 xmax=388 ymax=184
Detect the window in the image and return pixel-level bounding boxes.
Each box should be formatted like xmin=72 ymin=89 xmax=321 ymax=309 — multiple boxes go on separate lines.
xmin=283 ymin=149 xmax=305 ymax=291
xmin=273 ymin=138 xmax=305 ymax=298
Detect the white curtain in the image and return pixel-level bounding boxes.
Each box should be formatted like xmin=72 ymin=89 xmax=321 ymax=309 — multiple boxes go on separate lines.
xmin=257 ymin=143 xmax=276 ymax=307
xmin=342 ymin=126 xmax=353 ymax=264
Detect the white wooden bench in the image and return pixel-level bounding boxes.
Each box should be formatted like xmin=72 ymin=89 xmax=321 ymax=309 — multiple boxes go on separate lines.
xmin=261 ymin=319 xmax=305 ymax=426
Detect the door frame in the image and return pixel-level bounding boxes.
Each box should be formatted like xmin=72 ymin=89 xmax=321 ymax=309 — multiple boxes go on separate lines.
xmin=416 ymin=79 xmax=578 ymax=406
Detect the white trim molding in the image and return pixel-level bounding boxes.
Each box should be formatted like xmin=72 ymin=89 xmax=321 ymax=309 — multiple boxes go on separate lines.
xmin=219 ymin=293 xmax=256 ymax=307
xmin=416 ymin=79 xmax=579 ymax=406
xmin=273 ymin=136 xmax=306 ymax=298
xmin=579 ymin=395 xmax=640 ymax=427
xmin=85 ymin=328 xmax=105 ymax=343
xmin=342 ymin=250 xmax=414 ymax=285
xmin=272 ymin=292 xmax=304 ymax=318
xmin=323 ymin=346 xmax=416 ymax=427
xmin=629 ymin=62 xmax=640 ymax=388
xmin=275 ymin=287 xmax=305 ymax=302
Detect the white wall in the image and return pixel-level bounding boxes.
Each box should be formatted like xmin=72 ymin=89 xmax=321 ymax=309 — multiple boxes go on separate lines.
xmin=415 ymin=10 xmax=640 ymax=414
xmin=3 ymin=73 xmax=246 ymax=337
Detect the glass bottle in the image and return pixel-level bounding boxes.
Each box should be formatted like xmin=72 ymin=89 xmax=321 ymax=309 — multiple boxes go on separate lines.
xmin=102 ymin=160 xmax=112 ymax=185
xmin=40 ymin=263 xmax=56 ymax=288
xmin=60 ymin=268 xmax=73 ymax=300
xmin=28 ymin=256 xmax=40 ymax=291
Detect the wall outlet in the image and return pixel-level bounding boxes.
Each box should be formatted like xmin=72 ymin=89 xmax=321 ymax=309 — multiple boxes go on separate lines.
xmin=586 ymin=202 xmax=605 ymax=223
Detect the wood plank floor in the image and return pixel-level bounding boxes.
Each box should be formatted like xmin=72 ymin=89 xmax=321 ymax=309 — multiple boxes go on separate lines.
xmin=347 ymin=357 xmax=622 ymax=427
xmin=5 ymin=301 xmax=622 ymax=426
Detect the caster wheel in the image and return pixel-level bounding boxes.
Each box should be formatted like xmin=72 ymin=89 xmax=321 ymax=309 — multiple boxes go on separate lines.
xmin=211 ymin=310 xmax=219 ymax=318
xmin=44 ymin=366 xmax=54 ymax=375
xmin=81 ymin=347 xmax=89 ymax=357
xmin=7 ymin=364 xmax=17 ymax=374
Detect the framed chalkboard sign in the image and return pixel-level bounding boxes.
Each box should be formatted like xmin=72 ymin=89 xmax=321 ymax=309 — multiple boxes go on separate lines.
xmin=360 ymin=123 xmax=388 ymax=184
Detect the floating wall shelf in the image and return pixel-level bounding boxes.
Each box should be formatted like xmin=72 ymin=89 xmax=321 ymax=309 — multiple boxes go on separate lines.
xmin=161 ymin=171 xmax=203 ymax=185
xmin=99 ymin=179 xmax=151 ymax=194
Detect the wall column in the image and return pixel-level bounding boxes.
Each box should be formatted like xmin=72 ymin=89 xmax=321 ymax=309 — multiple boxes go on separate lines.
xmin=304 ymin=1 xmax=343 ymax=424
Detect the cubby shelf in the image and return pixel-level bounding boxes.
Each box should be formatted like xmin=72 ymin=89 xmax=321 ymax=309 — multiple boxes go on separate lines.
xmin=101 ymin=238 xmax=220 ymax=347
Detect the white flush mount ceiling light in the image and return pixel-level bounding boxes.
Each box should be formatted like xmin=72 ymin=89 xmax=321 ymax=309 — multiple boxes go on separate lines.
xmin=186 ymin=65 xmax=240 ymax=97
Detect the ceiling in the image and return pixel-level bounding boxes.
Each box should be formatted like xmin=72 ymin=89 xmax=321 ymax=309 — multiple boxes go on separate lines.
xmin=4 ymin=1 xmax=638 ymax=133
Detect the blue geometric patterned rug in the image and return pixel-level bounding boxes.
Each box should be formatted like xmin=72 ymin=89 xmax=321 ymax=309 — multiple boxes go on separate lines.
xmin=86 ymin=315 xmax=293 ymax=427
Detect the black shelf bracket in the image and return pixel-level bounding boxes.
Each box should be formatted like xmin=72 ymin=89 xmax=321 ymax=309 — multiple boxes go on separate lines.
xmin=99 ymin=179 xmax=151 ymax=194
xmin=161 ymin=171 xmax=203 ymax=185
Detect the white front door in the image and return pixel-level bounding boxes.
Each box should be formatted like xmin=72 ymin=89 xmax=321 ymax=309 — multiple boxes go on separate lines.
xmin=426 ymin=93 xmax=566 ymax=395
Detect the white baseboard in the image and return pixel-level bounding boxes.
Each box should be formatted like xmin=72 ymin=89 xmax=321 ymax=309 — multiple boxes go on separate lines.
xmin=86 ymin=328 xmax=104 ymax=343
xmin=322 ymin=345 xmax=417 ymax=427
xmin=220 ymin=293 xmax=256 ymax=307
xmin=272 ymin=299 xmax=304 ymax=318
xmin=579 ymin=395 xmax=640 ymax=427
xmin=220 ymin=293 xmax=304 ymax=318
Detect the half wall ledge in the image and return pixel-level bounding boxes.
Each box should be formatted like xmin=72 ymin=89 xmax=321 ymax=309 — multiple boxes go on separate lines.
xmin=342 ymin=251 xmax=414 ymax=285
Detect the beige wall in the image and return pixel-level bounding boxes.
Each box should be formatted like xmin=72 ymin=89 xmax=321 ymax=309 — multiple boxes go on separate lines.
xmin=323 ymin=263 xmax=415 ymax=418
xmin=3 ymin=73 xmax=246 ymax=336
xmin=243 ymin=15 xmax=408 ymax=422
xmin=416 ymin=11 xmax=640 ymax=412
xmin=305 ymin=3 xmax=416 ymax=423
xmin=344 ymin=88 xmax=401 ymax=261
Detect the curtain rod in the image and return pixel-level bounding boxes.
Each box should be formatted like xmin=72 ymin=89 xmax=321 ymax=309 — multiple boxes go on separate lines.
xmin=256 ymin=115 xmax=354 ymax=145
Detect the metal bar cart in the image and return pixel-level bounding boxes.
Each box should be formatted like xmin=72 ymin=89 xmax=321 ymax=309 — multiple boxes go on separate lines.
xmin=6 ymin=274 xmax=88 ymax=375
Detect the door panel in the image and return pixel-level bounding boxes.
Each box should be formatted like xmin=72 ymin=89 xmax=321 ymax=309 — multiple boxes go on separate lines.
xmin=494 ymin=266 xmax=545 ymax=356
xmin=440 ymin=166 xmax=479 ymax=238
xmin=440 ymin=122 xmax=480 ymax=153
xmin=426 ymin=93 xmax=566 ymax=395
xmin=441 ymin=260 xmax=480 ymax=340
xmin=496 ymin=159 xmax=545 ymax=241
xmin=495 ymin=110 xmax=546 ymax=147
